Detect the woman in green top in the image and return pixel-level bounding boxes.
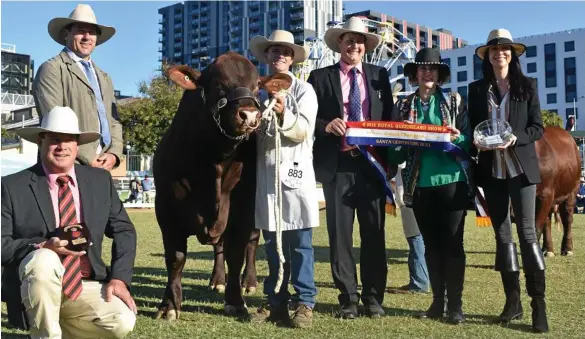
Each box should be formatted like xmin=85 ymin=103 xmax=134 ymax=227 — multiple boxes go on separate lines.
xmin=388 ymin=48 xmax=472 ymax=324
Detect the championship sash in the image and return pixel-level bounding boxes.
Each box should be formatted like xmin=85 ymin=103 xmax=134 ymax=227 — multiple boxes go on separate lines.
xmin=345 ymin=121 xmax=492 ymax=227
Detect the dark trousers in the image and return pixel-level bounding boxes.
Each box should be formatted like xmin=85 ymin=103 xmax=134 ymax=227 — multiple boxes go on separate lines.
xmin=482 ymin=175 xmax=538 ymax=246
xmin=412 ymin=181 xmax=468 ymax=308
xmin=322 ymin=151 xmax=387 ymax=306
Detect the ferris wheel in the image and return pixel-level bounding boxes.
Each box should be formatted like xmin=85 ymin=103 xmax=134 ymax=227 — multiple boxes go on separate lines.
xmin=294 ymin=17 xmax=418 ymax=96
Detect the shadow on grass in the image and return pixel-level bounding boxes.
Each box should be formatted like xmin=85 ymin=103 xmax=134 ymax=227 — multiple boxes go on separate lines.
xmin=149 ymin=246 xmax=409 ymax=265
xmin=0 ymin=314 xmax=29 ymax=338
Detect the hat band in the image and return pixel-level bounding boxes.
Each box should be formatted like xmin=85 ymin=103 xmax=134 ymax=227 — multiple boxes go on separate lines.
xmin=486 ymin=37 xmax=515 ymax=46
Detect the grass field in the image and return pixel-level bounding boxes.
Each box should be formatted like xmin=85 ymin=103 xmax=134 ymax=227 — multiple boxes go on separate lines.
xmin=2 ymin=210 xmax=584 ymax=338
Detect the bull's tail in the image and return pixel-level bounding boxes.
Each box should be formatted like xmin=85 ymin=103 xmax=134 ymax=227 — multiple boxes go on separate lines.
xmin=552 ymin=204 xmax=561 ymax=232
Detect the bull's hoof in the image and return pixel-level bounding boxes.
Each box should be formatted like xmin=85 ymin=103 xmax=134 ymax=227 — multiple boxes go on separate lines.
xmin=155 ymin=308 xmax=179 ymax=321
xmin=241 ymin=286 xmax=257 ymax=295
xmin=544 ymin=251 xmax=555 ymax=258
xmin=224 ymin=304 xmax=248 ymax=317
xmin=562 ymin=251 xmax=574 ymax=256
xmin=210 ymin=284 xmax=225 ymax=293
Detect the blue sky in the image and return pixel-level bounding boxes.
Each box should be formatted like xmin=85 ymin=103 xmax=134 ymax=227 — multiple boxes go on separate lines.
xmin=2 ymin=1 xmax=584 ymax=97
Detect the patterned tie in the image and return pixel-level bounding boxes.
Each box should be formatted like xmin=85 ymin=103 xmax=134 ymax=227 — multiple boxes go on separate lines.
xmin=80 ymin=60 xmax=111 ymax=147
xmin=57 ymin=176 xmax=83 ymax=300
xmin=348 ymin=67 xmax=362 ymax=122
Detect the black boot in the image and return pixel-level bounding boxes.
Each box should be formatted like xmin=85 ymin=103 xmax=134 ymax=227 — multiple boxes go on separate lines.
xmin=445 ymin=255 xmax=465 ymax=325
xmin=416 ymin=252 xmax=445 ymax=319
xmin=522 ymin=242 xmax=549 ymax=333
xmin=493 ymin=243 xmax=523 ymax=324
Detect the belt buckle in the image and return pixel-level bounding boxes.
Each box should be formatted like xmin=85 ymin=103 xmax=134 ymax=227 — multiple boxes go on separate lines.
xmin=349 ymin=149 xmax=361 ymax=157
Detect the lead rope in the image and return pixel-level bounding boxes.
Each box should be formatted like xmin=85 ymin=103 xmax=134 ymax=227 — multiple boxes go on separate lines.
xmin=261 ymin=89 xmax=299 ymax=293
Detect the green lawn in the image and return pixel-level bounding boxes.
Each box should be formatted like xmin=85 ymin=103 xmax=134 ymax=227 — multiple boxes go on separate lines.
xmin=3 ymin=210 xmax=584 ymax=338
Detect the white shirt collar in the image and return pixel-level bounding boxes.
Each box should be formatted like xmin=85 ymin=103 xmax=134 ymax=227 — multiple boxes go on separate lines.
xmin=64 ymin=47 xmax=92 ymax=65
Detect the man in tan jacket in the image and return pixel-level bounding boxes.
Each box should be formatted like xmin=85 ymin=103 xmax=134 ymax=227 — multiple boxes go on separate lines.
xmin=33 ymin=4 xmax=123 ymax=170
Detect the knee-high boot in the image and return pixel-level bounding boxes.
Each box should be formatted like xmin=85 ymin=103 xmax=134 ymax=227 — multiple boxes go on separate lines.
xmin=493 ymin=243 xmax=523 ymax=323
xmin=445 ymin=255 xmax=465 ymax=324
xmin=416 ymin=252 xmax=445 ymax=319
xmin=522 ymin=242 xmax=548 ymax=333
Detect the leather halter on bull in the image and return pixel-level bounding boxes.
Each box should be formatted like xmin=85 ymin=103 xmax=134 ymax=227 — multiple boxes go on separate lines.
xmin=169 ymin=65 xmax=262 ymax=140
xmin=258 ymin=72 xmax=300 ymax=293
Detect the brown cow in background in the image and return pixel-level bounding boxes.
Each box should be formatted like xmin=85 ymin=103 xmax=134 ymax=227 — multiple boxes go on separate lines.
xmin=534 ymin=127 xmax=581 ymax=257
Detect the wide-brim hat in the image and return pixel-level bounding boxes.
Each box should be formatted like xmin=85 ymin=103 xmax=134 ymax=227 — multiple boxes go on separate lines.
xmin=16 ymin=106 xmax=101 ymax=145
xmin=324 ymin=16 xmax=382 ymax=53
xmin=250 ymin=30 xmax=310 ymax=65
xmin=475 ymin=29 xmax=526 ymax=60
xmin=48 ymin=4 xmax=116 ymax=46
xmin=403 ymin=48 xmax=450 ymax=79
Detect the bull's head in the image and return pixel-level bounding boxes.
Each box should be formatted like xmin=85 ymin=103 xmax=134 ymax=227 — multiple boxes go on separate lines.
xmin=168 ymin=52 xmax=293 ymax=140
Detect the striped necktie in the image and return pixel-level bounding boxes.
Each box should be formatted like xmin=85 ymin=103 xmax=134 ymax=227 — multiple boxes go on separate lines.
xmin=348 ymin=67 xmax=362 ymax=121
xmin=57 ymin=176 xmax=83 ymax=300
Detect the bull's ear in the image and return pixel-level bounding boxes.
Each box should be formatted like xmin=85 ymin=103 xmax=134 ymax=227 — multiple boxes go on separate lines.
xmin=260 ymin=73 xmax=293 ymax=93
xmin=168 ymin=65 xmax=201 ymax=90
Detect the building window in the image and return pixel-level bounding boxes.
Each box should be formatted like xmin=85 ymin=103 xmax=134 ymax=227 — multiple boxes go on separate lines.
xmin=544 ymin=43 xmax=556 ymax=88
xmin=565 ymin=41 xmax=575 ymax=52
xmin=527 ymin=62 xmax=537 ymax=73
xmin=565 ymin=57 xmax=577 ymax=102
xmin=547 ymin=93 xmax=557 ymax=104
xmin=473 ymin=55 xmax=483 ymax=80
xmin=457 ymin=71 xmax=467 ymax=82
xmin=566 ymin=107 xmax=579 ymax=120
xmin=457 ymin=86 xmax=468 ymax=103
xmin=397 ymin=65 xmax=403 ymax=74
xmin=442 ymin=87 xmax=451 ymax=93
xmin=526 ymin=46 xmax=537 ymax=57
xmin=458 ymin=56 xmax=466 ymax=66
xmin=442 ymin=58 xmax=451 ymax=68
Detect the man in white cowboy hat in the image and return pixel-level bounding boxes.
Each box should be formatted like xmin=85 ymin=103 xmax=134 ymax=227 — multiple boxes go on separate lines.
xmin=247 ymin=29 xmax=319 ymax=328
xmin=307 ymin=16 xmax=394 ymax=319
xmin=1 ymin=106 xmax=137 ymax=338
xmin=33 ymin=4 xmax=123 ymax=172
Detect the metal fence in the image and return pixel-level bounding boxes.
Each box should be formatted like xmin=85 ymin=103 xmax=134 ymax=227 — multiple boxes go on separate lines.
xmin=125 ymin=151 xmax=153 ymax=176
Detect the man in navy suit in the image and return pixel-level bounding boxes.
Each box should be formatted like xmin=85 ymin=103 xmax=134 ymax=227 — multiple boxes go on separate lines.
xmin=307 ymin=17 xmax=394 ymax=319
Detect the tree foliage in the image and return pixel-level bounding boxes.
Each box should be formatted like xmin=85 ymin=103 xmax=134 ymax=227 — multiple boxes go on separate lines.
xmin=541 ymin=110 xmax=563 ymax=128
xmin=117 ymin=63 xmax=184 ymax=154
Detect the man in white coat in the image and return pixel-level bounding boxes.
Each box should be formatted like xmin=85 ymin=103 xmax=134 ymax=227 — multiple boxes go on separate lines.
xmin=248 ymin=30 xmax=319 ymax=328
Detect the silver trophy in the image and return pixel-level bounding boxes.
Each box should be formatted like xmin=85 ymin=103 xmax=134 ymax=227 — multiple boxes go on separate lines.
xmin=473 ymin=119 xmax=514 ymax=149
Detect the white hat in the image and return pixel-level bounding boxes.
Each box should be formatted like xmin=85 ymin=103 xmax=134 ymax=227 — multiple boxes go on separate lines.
xmin=324 ymin=17 xmax=382 ymax=53
xmin=48 ymin=4 xmax=116 ymax=46
xmin=249 ymin=30 xmax=310 ymax=65
xmin=475 ymin=29 xmax=526 ymax=60
xmin=16 ymin=106 xmax=101 ymax=145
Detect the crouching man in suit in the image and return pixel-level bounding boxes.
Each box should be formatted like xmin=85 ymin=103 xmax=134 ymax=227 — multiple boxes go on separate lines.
xmin=1 ymin=106 xmax=137 ymax=339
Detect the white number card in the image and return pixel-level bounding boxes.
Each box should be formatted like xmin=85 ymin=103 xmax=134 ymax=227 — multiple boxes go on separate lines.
xmin=280 ymin=161 xmax=304 ymax=189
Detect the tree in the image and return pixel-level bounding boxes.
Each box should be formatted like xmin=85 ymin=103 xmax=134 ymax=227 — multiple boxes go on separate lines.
xmin=117 ymin=63 xmax=184 ymax=154
xmin=541 ymin=109 xmax=563 ymax=128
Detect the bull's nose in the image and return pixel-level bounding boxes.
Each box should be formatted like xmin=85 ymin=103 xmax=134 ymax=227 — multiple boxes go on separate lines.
xmin=239 ymin=110 xmax=259 ymax=126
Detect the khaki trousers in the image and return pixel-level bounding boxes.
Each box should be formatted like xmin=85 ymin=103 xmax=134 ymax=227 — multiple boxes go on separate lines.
xmin=19 ymin=248 xmax=136 ymax=339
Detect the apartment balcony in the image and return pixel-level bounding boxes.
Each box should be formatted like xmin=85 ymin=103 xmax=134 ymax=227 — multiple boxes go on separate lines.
xmin=249 ymin=1 xmax=260 ymax=9
xmin=289 ymin=1 xmax=303 ymax=8
xmin=290 ymin=24 xmax=304 ymax=32
xmin=290 ymin=12 xmax=303 ymax=20
xmin=230 ymin=26 xmax=242 ymax=33
xmin=249 ymin=22 xmax=262 ymax=29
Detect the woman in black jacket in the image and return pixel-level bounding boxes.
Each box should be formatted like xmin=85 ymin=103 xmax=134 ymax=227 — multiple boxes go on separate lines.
xmin=467 ymin=29 xmax=548 ymax=333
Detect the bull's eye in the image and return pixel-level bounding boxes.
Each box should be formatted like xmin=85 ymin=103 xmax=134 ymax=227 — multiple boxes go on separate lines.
xmin=184 ymin=75 xmax=190 ymax=81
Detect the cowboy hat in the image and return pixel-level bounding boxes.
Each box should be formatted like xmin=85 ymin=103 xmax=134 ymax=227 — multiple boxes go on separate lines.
xmin=324 ymin=16 xmax=382 ymax=53
xmin=250 ymin=30 xmax=310 ymax=65
xmin=48 ymin=4 xmax=116 ymax=46
xmin=403 ymin=48 xmax=450 ymax=79
xmin=16 ymin=106 xmax=101 ymax=145
xmin=475 ymin=29 xmax=526 ymax=60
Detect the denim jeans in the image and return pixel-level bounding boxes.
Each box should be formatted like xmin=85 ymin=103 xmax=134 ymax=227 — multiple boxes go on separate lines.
xmin=262 ymin=228 xmax=317 ymax=308
xmin=406 ymin=234 xmax=430 ymax=292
